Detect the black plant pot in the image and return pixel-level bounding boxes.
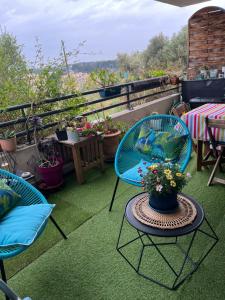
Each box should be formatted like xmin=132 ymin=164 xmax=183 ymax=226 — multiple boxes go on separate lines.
xmin=99 ymin=86 xmax=121 ymax=98
xmin=149 ymin=192 xmax=178 ymax=214
xmin=55 ymin=129 xmax=68 ymax=141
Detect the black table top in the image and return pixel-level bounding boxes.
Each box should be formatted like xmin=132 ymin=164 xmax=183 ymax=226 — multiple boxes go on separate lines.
xmin=125 ymin=192 xmax=204 ymax=238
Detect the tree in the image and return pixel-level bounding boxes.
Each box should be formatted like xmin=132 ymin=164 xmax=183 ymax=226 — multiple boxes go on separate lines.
xmin=143 ymin=33 xmax=168 ymax=69
xmin=117 ymin=52 xmax=143 ymax=73
xmin=0 ymin=31 xmax=30 ymax=109
xmin=163 ymin=26 xmax=188 ymax=69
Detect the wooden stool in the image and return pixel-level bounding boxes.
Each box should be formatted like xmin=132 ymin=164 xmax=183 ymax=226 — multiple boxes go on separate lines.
xmin=59 ymin=134 xmax=104 ymax=184
xmin=206 ymin=117 xmax=225 ymax=186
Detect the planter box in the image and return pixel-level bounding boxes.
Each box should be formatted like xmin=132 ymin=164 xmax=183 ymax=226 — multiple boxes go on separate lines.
xmin=132 ymin=79 xmax=162 ymax=92
xmin=99 ymin=86 xmax=121 ymax=98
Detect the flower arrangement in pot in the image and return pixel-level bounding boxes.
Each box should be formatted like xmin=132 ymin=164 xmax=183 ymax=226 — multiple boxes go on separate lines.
xmin=0 ymin=129 xmax=17 ymax=152
xmin=65 ymin=120 xmax=80 ymax=142
xmin=93 ymin=113 xmax=121 ymax=161
xmin=90 ymin=69 xmax=121 ymax=98
xmin=140 ymin=163 xmax=191 ymax=213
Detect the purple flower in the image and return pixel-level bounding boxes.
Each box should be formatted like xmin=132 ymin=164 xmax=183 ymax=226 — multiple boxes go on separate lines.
xmin=138 ymin=167 xmax=143 ymax=173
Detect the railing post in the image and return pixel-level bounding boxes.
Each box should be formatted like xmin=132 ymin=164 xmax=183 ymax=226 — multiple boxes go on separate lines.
xmin=21 ymin=108 xmax=31 ymax=144
xmin=126 ymin=84 xmax=133 ymax=110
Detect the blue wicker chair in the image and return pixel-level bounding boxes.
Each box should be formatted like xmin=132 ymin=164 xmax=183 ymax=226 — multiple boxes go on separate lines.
xmin=109 ymin=114 xmax=192 ymax=211
xmin=0 ymin=168 xmax=67 ymax=294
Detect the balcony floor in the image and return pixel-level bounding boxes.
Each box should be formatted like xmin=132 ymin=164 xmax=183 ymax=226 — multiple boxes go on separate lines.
xmin=3 ymin=154 xmax=225 ymax=300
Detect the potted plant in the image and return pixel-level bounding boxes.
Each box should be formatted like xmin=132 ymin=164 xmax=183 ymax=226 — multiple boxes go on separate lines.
xmin=55 ymin=126 xmax=68 ymax=141
xmin=169 ymin=75 xmax=180 ymax=85
xmin=0 ymin=129 xmax=17 ymax=152
xmin=28 ymin=116 xmax=64 ymax=188
xmin=55 ymin=117 xmax=68 ymax=141
xmin=93 ymin=114 xmax=121 ymax=161
xmin=209 ymin=68 xmax=218 ymax=79
xmin=199 ymin=66 xmax=209 ymax=79
xmin=37 ymin=138 xmax=64 ymax=188
xmin=90 ymin=69 xmax=121 ymax=98
xmin=66 ymin=126 xmax=80 ymax=142
xmin=64 ymin=120 xmax=80 ymax=142
xmin=140 ymin=163 xmax=191 ymax=213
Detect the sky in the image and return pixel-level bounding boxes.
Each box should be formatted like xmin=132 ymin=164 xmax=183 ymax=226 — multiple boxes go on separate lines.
xmin=0 ymin=0 xmax=225 ymax=63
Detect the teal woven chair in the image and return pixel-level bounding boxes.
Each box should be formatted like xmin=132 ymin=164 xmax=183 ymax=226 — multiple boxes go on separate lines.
xmin=0 ymin=168 xmax=67 ymax=297
xmin=109 ymin=114 xmax=192 ymax=211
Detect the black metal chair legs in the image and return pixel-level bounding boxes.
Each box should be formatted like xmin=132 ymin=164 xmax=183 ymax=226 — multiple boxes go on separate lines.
xmin=109 ymin=177 xmax=120 ymax=212
xmin=50 ymin=216 xmax=67 ymax=239
xmin=0 ymin=260 xmax=9 ymax=300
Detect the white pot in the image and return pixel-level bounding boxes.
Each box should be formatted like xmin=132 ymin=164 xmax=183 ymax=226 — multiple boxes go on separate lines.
xmin=209 ymin=69 xmax=218 ymax=79
xmin=67 ymin=129 xmax=80 ymax=142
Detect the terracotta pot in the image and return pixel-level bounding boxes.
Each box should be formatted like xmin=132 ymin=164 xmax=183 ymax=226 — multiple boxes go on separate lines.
xmin=103 ymin=130 xmax=121 ymax=161
xmin=170 ymin=76 xmax=180 ymax=85
xmin=0 ymin=136 xmax=17 ymax=152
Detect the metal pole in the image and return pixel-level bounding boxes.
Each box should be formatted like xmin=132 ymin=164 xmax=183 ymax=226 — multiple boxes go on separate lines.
xmin=126 ymin=85 xmax=133 ymax=110
xmin=21 ymin=108 xmax=31 ymax=144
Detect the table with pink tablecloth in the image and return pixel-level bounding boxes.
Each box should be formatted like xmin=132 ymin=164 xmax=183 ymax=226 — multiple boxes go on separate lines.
xmin=181 ymin=104 xmax=225 ymax=170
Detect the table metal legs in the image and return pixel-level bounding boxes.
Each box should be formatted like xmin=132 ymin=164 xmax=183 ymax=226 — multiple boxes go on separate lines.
xmin=116 ymin=215 xmax=218 ymax=290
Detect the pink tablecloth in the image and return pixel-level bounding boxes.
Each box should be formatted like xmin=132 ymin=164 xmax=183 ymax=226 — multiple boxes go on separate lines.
xmin=181 ymin=104 xmax=225 ymax=142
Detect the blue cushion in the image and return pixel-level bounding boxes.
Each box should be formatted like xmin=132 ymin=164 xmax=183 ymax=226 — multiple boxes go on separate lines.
xmin=135 ymin=127 xmax=155 ymax=154
xmin=0 ymin=179 xmax=21 ymax=218
xmin=135 ymin=128 xmax=187 ymax=162
xmin=152 ymin=132 xmax=188 ymax=161
xmin=120 ymin=159 xmax=153 ymax=184
xmin=0 ymin=204 xmax=55 ymax=247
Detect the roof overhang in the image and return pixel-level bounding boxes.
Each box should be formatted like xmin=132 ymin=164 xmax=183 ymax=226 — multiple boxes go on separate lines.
xmin=154 ymin=0 xmax=210 ymax=7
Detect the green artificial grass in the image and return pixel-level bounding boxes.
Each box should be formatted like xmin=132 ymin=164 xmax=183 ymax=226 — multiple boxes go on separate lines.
xmin=5 ymin=164 xmax=131 ymax=278
xmin=2 ymin=154 xmax=225 ymax=299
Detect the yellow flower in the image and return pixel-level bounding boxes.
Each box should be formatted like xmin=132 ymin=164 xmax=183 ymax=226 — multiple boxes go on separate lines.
xmin=176 ymin=173 xmax=182 ymax=177
xmin=164 ymin=169 xmax=171 ymax=175
xmin=148 ymin=164 xmax=158 ymax=170
xmin=170 ymin=180 xmax=176 ymax=187
xmin=166 ymin=175 xmax=173 ymax=180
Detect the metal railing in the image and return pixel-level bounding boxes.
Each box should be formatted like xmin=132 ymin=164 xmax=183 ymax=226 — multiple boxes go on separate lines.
xmin=0 ymin=76 xmax=179 ymax=143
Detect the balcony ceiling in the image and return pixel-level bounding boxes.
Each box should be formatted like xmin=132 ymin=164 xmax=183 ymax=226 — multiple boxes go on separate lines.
xmin=154 ymin=0 xmax=210 ymax=6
